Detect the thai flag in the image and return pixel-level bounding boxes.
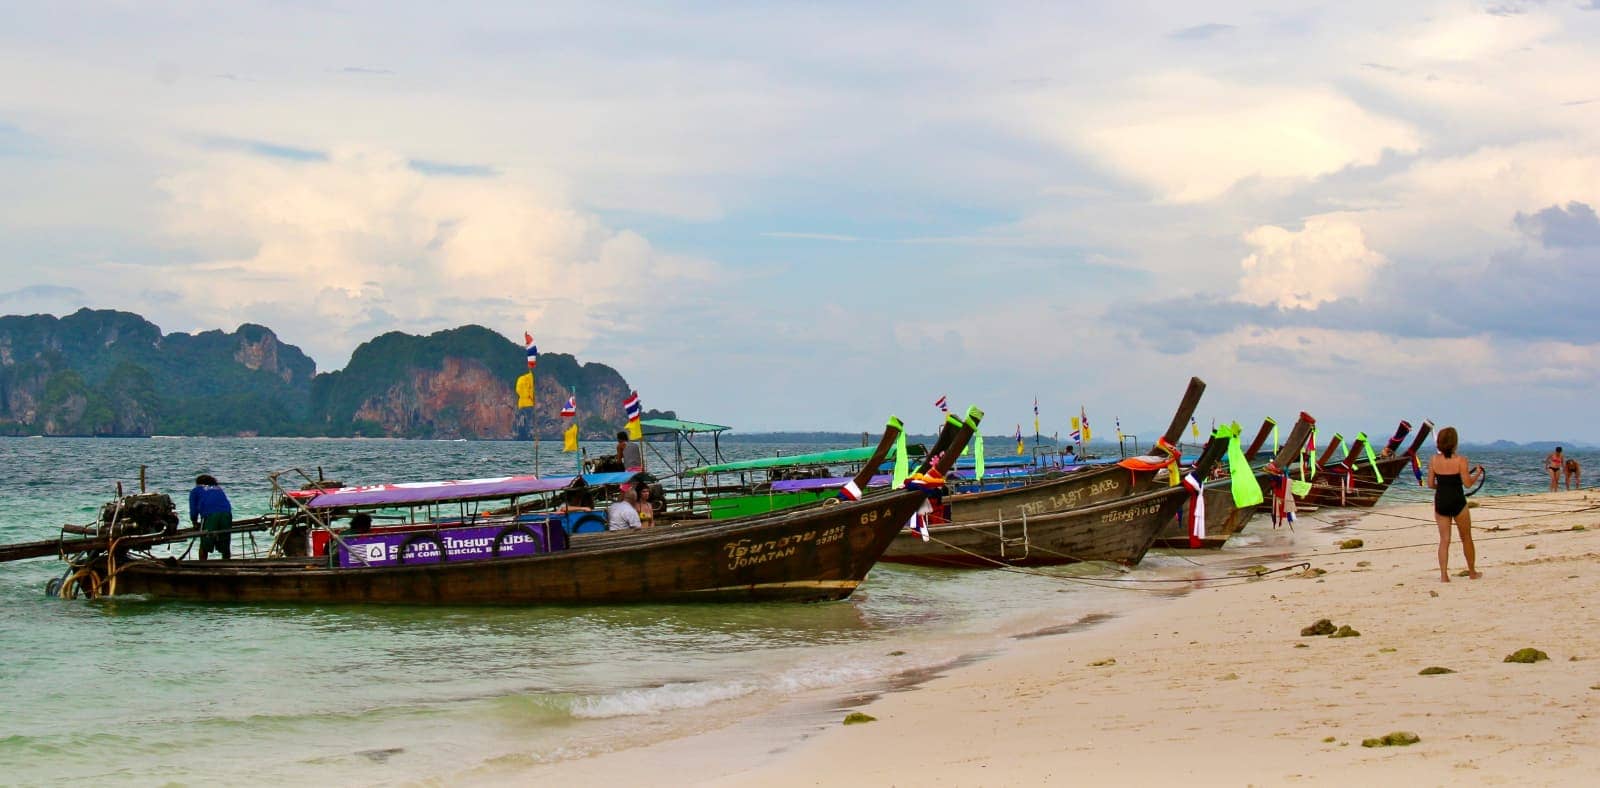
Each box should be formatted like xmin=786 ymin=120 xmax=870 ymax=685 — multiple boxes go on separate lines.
xmin=623 ymin=391 xmax=641 ymax=422
xmin=1070 ymin=427 xmax=1081 ymax=441
xmin=561 ymin=396 xmax=576 ymax=418
xmin=524 ymin=332 xmax=538 ymax=370
xmin=935 ymin=395 xmax=948 ymax=412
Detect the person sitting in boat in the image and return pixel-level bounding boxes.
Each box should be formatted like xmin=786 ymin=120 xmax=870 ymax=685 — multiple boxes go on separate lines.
xmin=560 ymin=487 xmax=595 ymax=512
xmin=606 ymin=488 xmax=643 ymax=531
xmin=188 ymin=474 xmax=234 ymax=560
xmin=346 ymin=512 xmax=373 ymax=535
xmin=636 ymin=484 xmax=657 ymax=528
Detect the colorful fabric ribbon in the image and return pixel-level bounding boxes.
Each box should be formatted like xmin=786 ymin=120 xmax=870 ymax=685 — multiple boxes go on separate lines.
xmin=1227 ymin=428 xmax=1264 ymax=508
xmin=1357 ymin=432 xmax=1385 ymax=484
xmin=1182 ymin=471 xmax=1206 ymax=547
xmin=891 ymin=426 xmax=909 ymax=489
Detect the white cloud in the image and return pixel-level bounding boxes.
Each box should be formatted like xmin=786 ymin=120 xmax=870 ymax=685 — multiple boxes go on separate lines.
xmin=149 ymin=147 xmax=715 ymax=366
xmin=1019 ymin=74 xmax=1420 ymax=203
xmin=1406 ymin=4 xmax=1556 ymax=62
xmin=1238 ymin=215 xmax=1387 ymax=309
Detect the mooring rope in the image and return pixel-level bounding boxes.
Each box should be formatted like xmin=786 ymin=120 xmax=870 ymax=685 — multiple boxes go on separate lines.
xmin=918 ymin=533 xmax=1311 ymax=592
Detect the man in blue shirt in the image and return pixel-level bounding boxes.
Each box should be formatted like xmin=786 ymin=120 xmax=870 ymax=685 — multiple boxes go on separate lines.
xmin=189 ymin=474 xmax=234 ymax=560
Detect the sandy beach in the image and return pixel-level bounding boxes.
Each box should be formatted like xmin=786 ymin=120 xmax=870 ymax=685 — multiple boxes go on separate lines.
xmin=494 ymin=490 xmax=1600 ymax=787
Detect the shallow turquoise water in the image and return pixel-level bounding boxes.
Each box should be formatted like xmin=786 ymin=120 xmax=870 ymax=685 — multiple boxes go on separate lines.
xmin=0 ymin=437 xmax=1562 ymax=783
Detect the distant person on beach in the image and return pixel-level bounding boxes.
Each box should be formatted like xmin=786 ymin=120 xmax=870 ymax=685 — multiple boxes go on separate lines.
xmin=188 ymin=474 xmax=234 ymax=560
xmin=1428 ymin=427 xmax=1484 ymax=583
xmin=1566 ymin=458 xmax=1581 ymax=490
xmin=1546 ymin=447 xmax=1564 ymax=492
xmin=606 ymin=488 xmax=642 ymax=531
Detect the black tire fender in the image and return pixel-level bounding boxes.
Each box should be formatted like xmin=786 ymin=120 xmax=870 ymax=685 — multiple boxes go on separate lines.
xmin=397 ymin=533 xmax=447 ymax=564
xmin=492 ymin=524 xmax=539 ymax=557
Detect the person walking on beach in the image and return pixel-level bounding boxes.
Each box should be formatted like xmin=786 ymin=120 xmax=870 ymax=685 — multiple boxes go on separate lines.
xmin=1565 ymin=458 xmax=1581 ymax=490
xmin=1546 ymin=447 xmax=1564 ymax=492
xmin=1429 ymin=427 xmax=1484 ymax=582
xmin=189 ymin=474 xmax=234 ymax=560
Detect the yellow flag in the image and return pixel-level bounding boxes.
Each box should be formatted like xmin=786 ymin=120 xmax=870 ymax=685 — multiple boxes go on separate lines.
xmin=563 ymin=422 xmax=579 ymax=452
xmin=1083 ymin=424 xmax=1092 ymax=442
xmin=516 ymin=373 xmax=534 ymax=409
xmin=626 ymin=420 xmax=643 ymax=440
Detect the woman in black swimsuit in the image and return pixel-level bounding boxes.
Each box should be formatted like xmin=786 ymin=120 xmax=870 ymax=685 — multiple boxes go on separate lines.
xmin=1428 ymin=426 xmax=1484 ymax=583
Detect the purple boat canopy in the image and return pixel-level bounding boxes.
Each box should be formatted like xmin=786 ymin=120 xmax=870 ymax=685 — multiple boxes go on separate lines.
xmin=769 ymin=474 xmax=892 ymax=493
xmin=290 ymin=475 xmax=575 ymax=510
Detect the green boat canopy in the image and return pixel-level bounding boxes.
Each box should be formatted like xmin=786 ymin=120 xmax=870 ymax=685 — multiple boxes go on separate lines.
xmin=640 ymin=418 xmax=732 ymax=436
xmin=685 ymin=444 xmax=913 ymax=476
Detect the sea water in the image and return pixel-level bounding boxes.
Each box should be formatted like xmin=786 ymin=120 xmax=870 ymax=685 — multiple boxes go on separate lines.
xmin=0 ymin=438 xmax=1565 ymax=784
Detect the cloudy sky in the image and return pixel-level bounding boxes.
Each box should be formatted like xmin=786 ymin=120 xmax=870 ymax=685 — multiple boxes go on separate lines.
xmin=3 ymin=1 xmax=1599 ymax=441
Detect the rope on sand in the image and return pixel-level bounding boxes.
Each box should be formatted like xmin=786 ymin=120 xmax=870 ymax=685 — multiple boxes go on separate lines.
xmin=919 ymin=533 xmax=1311 ymax=592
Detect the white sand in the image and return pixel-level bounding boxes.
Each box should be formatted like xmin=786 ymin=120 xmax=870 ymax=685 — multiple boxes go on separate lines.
xmin=482 ymin=491 xmax=1600 ymax=786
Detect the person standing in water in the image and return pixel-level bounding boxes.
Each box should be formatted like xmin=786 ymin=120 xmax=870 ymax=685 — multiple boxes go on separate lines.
xmin=1565 ymin=457 xmax=1581 ymax=490
xmin=1546 ymin=447 xmax=1564 ymax=492
xmin=1429 ymin=427 xmax=1484 ymax=582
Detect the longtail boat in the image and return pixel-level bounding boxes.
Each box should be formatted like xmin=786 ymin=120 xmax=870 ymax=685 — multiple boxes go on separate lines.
xmin=879 ymin=426 xmax=1232 ymax=568
xmin=1151 ymin=413 xmax=1316 ymax=549
xmin=26 ymin=409 xmax=983 ymax=605
xmin=939 ymin=376 xmax=1207 ymax=524
xmin=1298 ymin=420 xmax=1432 ymax=508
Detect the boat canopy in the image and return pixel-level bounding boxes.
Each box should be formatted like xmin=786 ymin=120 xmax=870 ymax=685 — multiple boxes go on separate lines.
xmin=290 ymin=475 xmax=575 ymax=510
xmin=769 ymin=474 xmax=892 ymax=493
xmin=949 ymin=456 xmax=1036 ymax=470
xmin=640 ymin=418 xmax=731 ymax=436
xmin=686 ymin=445 xmax=898 ymax=476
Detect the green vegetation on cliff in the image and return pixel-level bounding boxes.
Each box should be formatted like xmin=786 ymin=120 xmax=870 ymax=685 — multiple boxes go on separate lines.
xmin=0 ymin=309 xmax=647 ymax=438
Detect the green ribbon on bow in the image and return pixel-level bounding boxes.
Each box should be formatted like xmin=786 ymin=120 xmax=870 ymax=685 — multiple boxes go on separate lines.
xmin=1356 ymin=431 xmax=1384 ymax=483
xmin=891 ymin=418 xmax=909 ymax=488
xmin=974 ymin=429 xmax=985 ymax=480
xmin=1225 ymin=422 xmax=1264 ymax=507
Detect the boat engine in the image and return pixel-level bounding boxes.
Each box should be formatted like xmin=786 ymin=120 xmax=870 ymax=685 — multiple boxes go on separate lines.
xmin=98 ymin=493 xmax=180 ymax=537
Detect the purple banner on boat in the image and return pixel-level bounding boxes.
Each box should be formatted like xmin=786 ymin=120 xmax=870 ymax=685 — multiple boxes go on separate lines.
xmin=337 ymin=522 xmax=562 ymax=568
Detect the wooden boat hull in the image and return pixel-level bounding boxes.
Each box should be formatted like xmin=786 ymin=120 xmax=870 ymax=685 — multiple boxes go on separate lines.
xmin=881 ymin=484 xmax=1190 ymax=568
xmin=947 ymin=464 xmax=1145 ymax=524
xmin=97 ymin=491 xmax=932 ymax=605
xmin=941 ymin=376 xmax=1205 ymax=525
xmin=1298 ymin=455 xmax=1414 ymax=508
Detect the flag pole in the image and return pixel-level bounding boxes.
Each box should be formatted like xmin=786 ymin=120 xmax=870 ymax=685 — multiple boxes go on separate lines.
xmin=1033 ymin=395 xmax=1040 ymax=455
